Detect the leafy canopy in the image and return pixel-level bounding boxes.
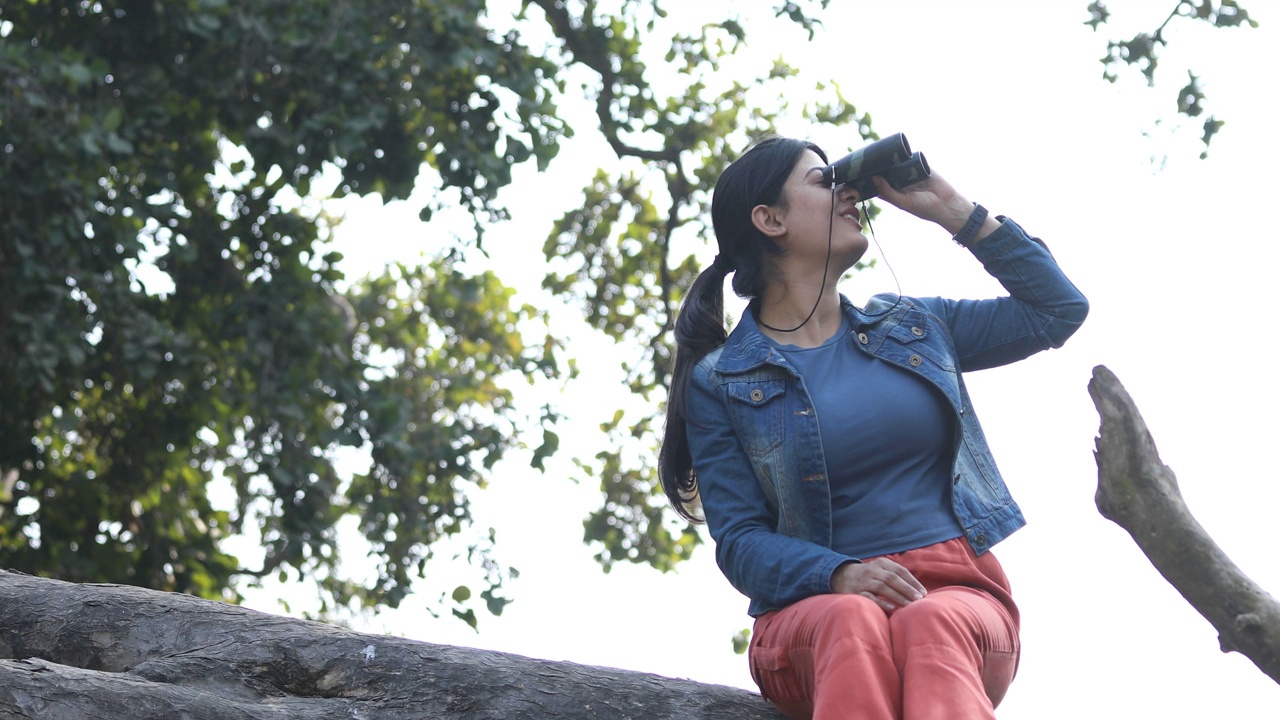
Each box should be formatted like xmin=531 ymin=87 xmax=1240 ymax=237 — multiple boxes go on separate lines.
xmin=0 ymin=0 xmax=854 ymax=623
xmin=0 ymin=0 xmax=570 ymax=619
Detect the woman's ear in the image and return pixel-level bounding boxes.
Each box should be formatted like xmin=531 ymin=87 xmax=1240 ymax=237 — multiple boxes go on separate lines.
xmin=751 ymin=203 xmax=786 ymax=238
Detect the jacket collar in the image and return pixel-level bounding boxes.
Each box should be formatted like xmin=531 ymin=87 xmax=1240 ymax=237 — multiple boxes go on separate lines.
xmin=716 ymin=295 xmax=890 ymax=375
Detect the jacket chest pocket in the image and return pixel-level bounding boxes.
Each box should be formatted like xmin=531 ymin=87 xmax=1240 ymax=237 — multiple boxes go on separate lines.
xmin=725 ymin=379 xmax=787 ymax=458
xmin=883 ymin=322 xmax=956 ymax=373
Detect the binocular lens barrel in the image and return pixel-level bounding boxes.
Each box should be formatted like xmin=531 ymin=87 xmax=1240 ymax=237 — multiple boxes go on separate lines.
xmin=820 ymin=132 xmax=931 ymax=201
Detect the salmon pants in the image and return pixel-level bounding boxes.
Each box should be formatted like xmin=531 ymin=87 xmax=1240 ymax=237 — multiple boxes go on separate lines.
xmin=748 ymin=537 xmax=1020 ymax=720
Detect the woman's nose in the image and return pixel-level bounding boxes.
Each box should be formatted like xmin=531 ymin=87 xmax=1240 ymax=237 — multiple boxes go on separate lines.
xmin=836 ymin=183 xmax=861 ymax=204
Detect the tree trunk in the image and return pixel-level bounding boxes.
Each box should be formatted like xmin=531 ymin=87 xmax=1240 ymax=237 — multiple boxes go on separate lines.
xmin=1089 ymin=364 xmax=1280 ymax=684
xmin=0 ymin=570 xmax=782 ymax=719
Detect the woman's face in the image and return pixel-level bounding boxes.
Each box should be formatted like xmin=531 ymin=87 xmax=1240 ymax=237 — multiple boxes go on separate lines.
xmin=767 ymin=149 xmax=869 ymax=271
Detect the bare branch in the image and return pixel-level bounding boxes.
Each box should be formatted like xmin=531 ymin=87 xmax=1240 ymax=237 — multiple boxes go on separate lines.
xmin=1088 ymin=365 xmax=1280 ymax=684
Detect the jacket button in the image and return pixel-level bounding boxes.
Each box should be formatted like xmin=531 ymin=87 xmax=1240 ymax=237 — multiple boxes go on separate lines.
xmin=911 ymin=326 xmax=923 ymax=337
xmin=975 ymin=533 xmax=987 ymax=546
xmin=749 ymin=389 xmax=764 ymax=402
xmin=857 ymin=332 xmax=868 ymax=344
xmin=909 ymin=355 xmax=922 ymax=366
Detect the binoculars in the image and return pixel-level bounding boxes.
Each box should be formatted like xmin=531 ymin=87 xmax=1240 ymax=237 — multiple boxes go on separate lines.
xmin=820 ymin=133 xmax=930 ymax=201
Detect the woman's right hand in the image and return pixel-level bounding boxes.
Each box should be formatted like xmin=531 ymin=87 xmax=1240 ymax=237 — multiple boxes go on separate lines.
xmin=830 ymin=559 xmax=928 ymax=613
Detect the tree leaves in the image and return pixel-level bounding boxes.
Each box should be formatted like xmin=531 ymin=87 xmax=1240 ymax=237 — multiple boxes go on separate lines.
xmin=1089 ymin=0 xmax=1258 ymax=157
xmin=0 ymin=0 xmax=561 ymax=622
xmin=0 ymin=0 xmax=867 ymax=627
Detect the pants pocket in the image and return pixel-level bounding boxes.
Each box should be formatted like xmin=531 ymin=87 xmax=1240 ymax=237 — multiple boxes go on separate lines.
xmin=982 ymin=649 xmax=1019 ymax=708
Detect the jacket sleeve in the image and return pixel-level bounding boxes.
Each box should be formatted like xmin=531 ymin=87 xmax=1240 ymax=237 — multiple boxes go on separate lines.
xmin=686 ymin=359 xmax=855 ymax=614
xmin=916 ymin=217 xmax=1089 ymax=371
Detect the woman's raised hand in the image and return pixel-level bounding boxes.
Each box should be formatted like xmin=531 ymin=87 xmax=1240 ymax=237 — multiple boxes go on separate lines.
xmin=871 ymin=174 xmax=981 ymax=238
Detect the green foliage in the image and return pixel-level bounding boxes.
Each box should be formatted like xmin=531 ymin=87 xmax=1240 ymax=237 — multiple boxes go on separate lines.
xmin=0 ymin=0 xmax=851 ymax=624
xmin=1088 ymin=0 xmax=1258 ymax=157
xmin=0 ymin=0 xmax=562 ymax=616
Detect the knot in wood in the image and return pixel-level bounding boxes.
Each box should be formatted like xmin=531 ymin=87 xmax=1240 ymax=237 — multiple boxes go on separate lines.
xmin=1234 ymin=613 xmax=1263 ymax=633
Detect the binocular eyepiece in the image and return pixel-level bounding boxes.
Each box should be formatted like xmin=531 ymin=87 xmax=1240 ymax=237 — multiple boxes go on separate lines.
xmin=820 ymin=133 xmax=930 ymax=202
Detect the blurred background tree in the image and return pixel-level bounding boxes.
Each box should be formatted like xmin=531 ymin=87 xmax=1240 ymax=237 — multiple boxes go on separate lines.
xmin=0 ymin=0 xmax=855 ymax=625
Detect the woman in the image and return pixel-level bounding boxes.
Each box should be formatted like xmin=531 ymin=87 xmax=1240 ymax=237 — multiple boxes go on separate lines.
xmin=658 ymin=136 xmax=1088 ymax=720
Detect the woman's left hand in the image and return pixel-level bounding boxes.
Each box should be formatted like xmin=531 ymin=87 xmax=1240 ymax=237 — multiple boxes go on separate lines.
xmin=871 ymin=174 xmax=991 ymax=238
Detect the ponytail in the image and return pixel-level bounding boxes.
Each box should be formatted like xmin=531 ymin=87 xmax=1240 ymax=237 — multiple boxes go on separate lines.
xmin=658 ymin=261 xmax=730 ymax=521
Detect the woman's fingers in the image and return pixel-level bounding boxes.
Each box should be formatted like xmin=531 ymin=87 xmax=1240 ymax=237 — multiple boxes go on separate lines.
xmin=864 ymin=559 xmax=926 ymax=607
xmin=858 ymin=591 xmax=897 ymax=614
xmin=833 ymin=558 xmax=927 ymax=609
xmin=870 ymin=175 xmax=972 ymax=231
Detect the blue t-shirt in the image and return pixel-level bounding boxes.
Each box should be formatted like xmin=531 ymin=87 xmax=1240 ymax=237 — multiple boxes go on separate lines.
xmin=770 ymin=317 xmax=963 ymax=559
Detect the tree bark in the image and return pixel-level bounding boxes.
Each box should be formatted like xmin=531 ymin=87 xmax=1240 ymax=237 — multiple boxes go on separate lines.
xmin=1089 ymin=364 xmax=1280 ymax=684
xmin=0 ymin=570 xmax=782 ymax=719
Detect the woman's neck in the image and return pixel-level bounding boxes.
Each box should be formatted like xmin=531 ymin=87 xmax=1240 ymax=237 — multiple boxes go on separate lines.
xmin=755 ymin=286 xmax=845 ymax=348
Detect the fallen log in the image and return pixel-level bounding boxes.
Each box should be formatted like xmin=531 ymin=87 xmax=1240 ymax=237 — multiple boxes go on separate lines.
xmin=0 ymin=570 xmax=782 ymax=719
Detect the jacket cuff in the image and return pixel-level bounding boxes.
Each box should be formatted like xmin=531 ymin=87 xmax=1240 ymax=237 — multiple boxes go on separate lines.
xmin=819 ymin=555 xmax=862 ymax=594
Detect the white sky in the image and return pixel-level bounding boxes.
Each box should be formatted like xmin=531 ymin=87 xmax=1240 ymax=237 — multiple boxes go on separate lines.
xmin=236 ymin=2 xmax=1280 ymax=717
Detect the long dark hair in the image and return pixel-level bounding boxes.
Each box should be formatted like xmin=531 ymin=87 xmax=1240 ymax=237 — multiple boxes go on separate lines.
xmin=658 ymin=136 xmax=826 ymax=521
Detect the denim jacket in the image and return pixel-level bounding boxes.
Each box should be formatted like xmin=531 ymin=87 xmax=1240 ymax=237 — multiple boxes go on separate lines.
xmin=687 ymin=217 xmax=1089 ymax=616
